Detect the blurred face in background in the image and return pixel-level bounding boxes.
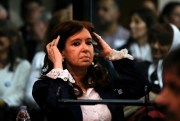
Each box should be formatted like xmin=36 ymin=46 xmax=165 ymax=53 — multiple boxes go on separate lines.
xmin=150 ymin=40 xmax=171 ymax=61
xmin=97 ymin=0 xmax=119 ymax=28
xmin=170 ymin=6 xmax=180 ymax=28
xmin=130 ymin=14 xmax=147 ymax=40
xmin=156 ymin=67 xmax=180 ymax=121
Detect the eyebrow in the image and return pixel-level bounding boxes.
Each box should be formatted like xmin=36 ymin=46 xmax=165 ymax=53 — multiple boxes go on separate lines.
xmin=71 ymin=37 xmax=92 ymax=42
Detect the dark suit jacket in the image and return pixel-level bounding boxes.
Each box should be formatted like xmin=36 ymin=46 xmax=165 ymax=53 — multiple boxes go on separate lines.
xmin=33 ymin=76 xmax=125 ymax=121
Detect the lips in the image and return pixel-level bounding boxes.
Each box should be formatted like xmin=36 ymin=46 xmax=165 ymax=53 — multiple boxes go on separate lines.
xmin=80 ymin=56 xmax=90 ymax=60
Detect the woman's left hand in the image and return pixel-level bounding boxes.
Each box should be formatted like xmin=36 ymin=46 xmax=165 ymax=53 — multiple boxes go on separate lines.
xmin=93 ymin=32 xmax=134 ymax=60
xmin=93 ymin=32 xmax=113 ymax=58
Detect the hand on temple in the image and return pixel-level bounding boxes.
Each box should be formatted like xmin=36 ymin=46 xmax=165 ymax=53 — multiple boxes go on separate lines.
xmin=46 ymin=36 xmax=63 ymax=68
xmin=93 ymin=32 xmax=133 ymax=61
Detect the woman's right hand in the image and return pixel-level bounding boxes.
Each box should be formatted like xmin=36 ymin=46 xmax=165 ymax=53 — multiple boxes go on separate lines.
xmin=46 ymin=36 xmax=63 ymax=69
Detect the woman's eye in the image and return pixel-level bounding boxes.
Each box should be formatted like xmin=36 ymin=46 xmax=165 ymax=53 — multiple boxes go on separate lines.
xmin=73 ymin=42 xmax=80 ymax=46
xmin=86 ymin=41 xmax=93 ymax=45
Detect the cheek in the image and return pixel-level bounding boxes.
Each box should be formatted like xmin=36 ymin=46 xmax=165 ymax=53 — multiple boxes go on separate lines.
xmin=159 ymin=46 xmax=170 ymax=57
xmin=131 ymin=23 xmax=147 ymax=37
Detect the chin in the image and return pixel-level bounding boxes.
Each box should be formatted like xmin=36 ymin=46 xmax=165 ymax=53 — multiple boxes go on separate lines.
xmin=79 ymin=62 xmax=92 ymax=67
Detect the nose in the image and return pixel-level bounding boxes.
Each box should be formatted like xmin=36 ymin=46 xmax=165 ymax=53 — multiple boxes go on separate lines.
xmin=152 ymin=41 xmax=160 ymax=49
xmin=81 ymin=42 xmax=89 ymax=52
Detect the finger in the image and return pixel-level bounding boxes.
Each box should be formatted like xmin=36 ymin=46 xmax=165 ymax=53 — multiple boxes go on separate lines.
xmin=54 ymin=35 xmax=60 ymax=46
xmin=93 ymin=32 xmax=105 ymax=46
xmin=93 ymin=32 xmax=111 ymax=50
xmin=46 ymin=43 xmax=51 ymax=51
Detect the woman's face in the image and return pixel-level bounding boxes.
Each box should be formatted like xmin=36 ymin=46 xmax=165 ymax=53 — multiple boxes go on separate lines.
xmin=151 ymin=40 xmax=171 ymax=61
xmin=130 ymin=14 xmax=148 ymax=40
xmin=170 ymin=6 xmax=180 ymax=28
xmin=61 ymin=28 xmax=94 ymax=68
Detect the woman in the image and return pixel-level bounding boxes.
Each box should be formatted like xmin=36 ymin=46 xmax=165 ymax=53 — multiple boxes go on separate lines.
xmin=0 ymin=20 xmax=31 ymax=120
xmin=159 ymin=1 xmax=180 ymax=29
xmin=32 ymin=20 xmax=134 ymax=121
xmin=128 ymin=7 xmax=157 ymax=62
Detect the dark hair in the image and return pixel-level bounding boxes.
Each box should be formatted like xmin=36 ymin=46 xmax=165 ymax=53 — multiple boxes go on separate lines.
xmin=163 ymin=47 xmax=180 ymax=75
xmin=0 ymin=20 xmax=27 ymax=71
xmin=149 ymin=23 xmax=173 ymax=45
xmin=41 ymin=20 xmax=109 ymax=96
xmin=130 ymin=7 xmax=158 ymax=30
xmin=53 ymin=0 xmax=72 ymax=12
xmin=159 ymin=2 xmax=180 ymax=23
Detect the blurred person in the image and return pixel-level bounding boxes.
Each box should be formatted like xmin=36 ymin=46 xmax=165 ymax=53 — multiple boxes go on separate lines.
xmin=159 ymin=1 xmax=180 ymax=29
xmin=128 ymin=7 xmax=157 ymax=62
xmin=0 ymin=20 xmax=31 ymax=121
xmin=19 ymin=0 xmax=43 ymax=41
xmin=96 ymin=0 xmax=130 ymax=49
xmin=32 ymin=20 xmax=135 ymax=121
xmin=155 ymin=47 xmax=180 ymax=121
xmin=19 ymin=0 xmax=50 ymax=62
xmin=123 ymin=23 xmax=180 ymax=121
xmin=148 ymin=23 xmax=180 ymax=93
xmin=0 ymin=4 xmax=7 ymax=20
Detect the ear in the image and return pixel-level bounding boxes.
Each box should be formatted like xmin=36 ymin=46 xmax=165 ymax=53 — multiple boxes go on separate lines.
xmin=61 ymin=50 xmax=65 ymax=58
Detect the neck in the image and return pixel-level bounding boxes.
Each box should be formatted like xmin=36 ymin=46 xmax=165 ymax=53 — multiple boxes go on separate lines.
xmin=101 ymin=22 xmax=118 ymax=36
xmin=66 ymin=64 xmax=87 ymax=91
xmin=137 ymin=35 xmax=148 ymax=46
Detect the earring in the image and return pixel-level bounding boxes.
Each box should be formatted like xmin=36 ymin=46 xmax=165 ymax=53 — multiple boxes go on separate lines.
xmin=92 ymin=62 xmax=94 ymax=65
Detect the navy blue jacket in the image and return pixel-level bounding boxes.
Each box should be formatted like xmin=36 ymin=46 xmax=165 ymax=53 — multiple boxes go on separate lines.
xmin=33 ymin=76 xmax=125 ymax=121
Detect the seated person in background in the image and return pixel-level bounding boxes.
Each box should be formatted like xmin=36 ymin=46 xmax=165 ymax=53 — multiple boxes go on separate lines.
xmin=155 ymin=47 xmax=180 ymax=121
xmin=95 ymin=0 xmax=130 ymax=49
xmin=0 ymin=20 xmax=31 ymax=120
xmin=32 ymin=20 xmax=135 ymax=121
xmin=128 ymin=7 xmax=157 ymax=62
xmin=123 ymin=23 xmax=180 ymax=120
xmin=148 ymin=23 xmax=180 ymax=94
xmin=159 ymin=1 xmax=180 ymax=29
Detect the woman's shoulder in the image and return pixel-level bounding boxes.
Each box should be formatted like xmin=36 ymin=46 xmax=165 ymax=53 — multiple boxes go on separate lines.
xmin=15 ymin=58 xmax=31 ymax=70
xmin=33 ymin=51 xmax=46 ymax=60
xmin=31 ymin=51 xmax=46 ymax=68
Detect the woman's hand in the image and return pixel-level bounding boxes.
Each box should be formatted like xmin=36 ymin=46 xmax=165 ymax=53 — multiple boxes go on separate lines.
xmin=93 ymin=32 xmax=133 ymax=60
xmin=46 ymin=36 xmax=63 ymax=68
xmin=93 ymin=32 xmax=113 ymax=58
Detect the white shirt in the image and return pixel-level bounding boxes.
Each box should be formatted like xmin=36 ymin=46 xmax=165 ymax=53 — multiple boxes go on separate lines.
xmin=78 ymin=88 xmax=112 ymax=121
xmin=129 ymin=43 xmax=152 ymax=62
xmin=24 ymin=51 xmax=45 ymax=107
xmin=0 ymin=59 xmax=31 ymax=106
